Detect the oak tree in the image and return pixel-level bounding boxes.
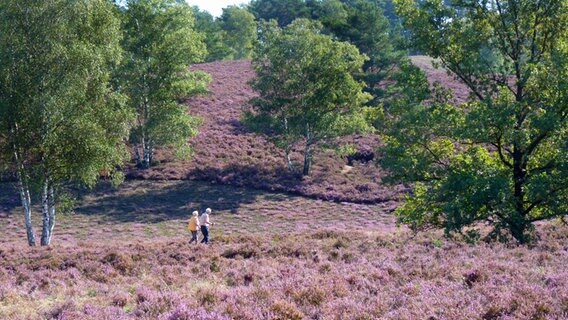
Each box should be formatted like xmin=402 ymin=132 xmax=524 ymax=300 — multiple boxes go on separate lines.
xmin=383 ymin=0 xmax=568 ymax=243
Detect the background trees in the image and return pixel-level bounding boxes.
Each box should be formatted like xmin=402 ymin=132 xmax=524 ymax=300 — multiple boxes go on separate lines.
xmin=219 ymin=6 xmax=257 ymax=60
xmin=312 ymin=0 xmax=407 ymax=106
xmin=246 ymin=19 xmax=371 ymax=176
xmin=0 ymin=0 xmax=132 ymax=246
xmin=119 ymin=0 xmax=210 ymax=169
xmin=192 ymin=7 xmax=233 ymax=62
xmin=382 ymin=0 xmax=568 ymax=243
xmin=249 ymin=0 xmax=311 ymax=26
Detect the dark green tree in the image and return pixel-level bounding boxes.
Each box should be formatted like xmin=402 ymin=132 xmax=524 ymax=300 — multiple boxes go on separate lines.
xmin=249 ymin=0 xmax=311 ymax=26
xmin=382 ymin=0 xmax=568 ymax=243
xmin=312 ymin=0 xmax=407 ymax=106
xmin=119 ymin=0 xmax=211 ymax=169
xmin=246 ymin=19 xmax=372 ymax=176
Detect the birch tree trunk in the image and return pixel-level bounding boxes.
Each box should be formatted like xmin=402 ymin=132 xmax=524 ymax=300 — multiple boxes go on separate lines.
xmin=16 ymin=164 xmax=36 ymax=246
xmin=40 ymin=178 xmax=51 ymax=246
xmin=142 ymin=136 xmax=151 ymax=169
xmin=303 ymin=125 xmax=313 ymax=176
xmin=13 ymin=142 xmax=36 ymax=246
xmin=134 ymin=144 xmax=141 ymax=165
xmin=285 ymin=145 xmax=295 ymax=172
xmin=303 ymin=143 xmax=312 ymax=176
xmin=47 ymin=185 xmax=56 ymax=245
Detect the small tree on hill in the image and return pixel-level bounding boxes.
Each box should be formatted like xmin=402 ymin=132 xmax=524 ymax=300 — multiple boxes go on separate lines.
xmin=119 ymin=0 xmax=211 ymax=168
xmin=0 ymin=0 xmax=132 ymax=246
xmin=382 ymin=0 xmax=568 ymax=243
xmin=246 ymin=19 xmax=372 ymax=176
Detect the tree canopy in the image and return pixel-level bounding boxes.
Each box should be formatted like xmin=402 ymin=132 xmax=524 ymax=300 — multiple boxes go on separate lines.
xmin=382 ymin=0 xmax=568 ymax=243
xmin=119 ymin=0 xmax=210 ymax=169
xmin=0 ymin=0 xmax=132 ymax=246
xmin=246 ymin=19 xmax=372 ymax=175
xmin=219 ymin=6 xmax=257 ymax=60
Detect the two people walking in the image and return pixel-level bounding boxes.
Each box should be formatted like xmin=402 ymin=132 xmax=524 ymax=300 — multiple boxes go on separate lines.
xmin=188 ymin=208 xmax=214 ymax=244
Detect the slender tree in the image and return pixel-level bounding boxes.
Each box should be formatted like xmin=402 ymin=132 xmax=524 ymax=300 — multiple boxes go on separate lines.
xmin=246 ymin=19 xmax=371 ymax=175
xmin=382 ymin=0 xmax=568 ymax=243
xmin=0 ymin=0 xmax=132 ymax=246
xmin=119 ymin=0 xmax=210 ymax=169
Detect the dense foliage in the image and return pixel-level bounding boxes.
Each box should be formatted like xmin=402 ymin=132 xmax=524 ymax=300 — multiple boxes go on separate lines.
xmin=246 ymin=19 xmax=371 ymax=175
xmin=219 ymin=6 xmax=257 ymax=60
xmin=192 ymin=7 xmax=234 ymax=62
xmin=119 ymin=0 xmax=210 ymax=169
xmin=311 ymin=0 xmax=407 ymax=106
xmin=382 ymin=0 xmax=568 ymax=243
xmin=0 ymin=0 xmax=132 ymax=246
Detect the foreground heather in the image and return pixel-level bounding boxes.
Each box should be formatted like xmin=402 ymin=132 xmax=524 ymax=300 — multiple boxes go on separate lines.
xmin=1 ymin=226 xmax=567 ymax=320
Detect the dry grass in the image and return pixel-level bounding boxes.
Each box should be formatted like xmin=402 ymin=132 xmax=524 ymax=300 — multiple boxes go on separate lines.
xmin=0 ymin=180 xmax=396 ymax=249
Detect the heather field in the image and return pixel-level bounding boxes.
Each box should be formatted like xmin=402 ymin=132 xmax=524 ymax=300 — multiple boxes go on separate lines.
xmin=2 ymin=181 xmax=568 ymax=319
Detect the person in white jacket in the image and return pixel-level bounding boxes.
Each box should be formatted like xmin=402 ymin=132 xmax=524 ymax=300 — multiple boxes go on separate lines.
xmin=199 ymin=208 xmax=214 ymax=244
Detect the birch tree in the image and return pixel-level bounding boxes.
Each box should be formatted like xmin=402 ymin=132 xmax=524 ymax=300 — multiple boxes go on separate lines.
xmin=119 ymin=0 xmax=210 ymax=169
xmin=246 ymin=19 xmax=371 ymax=176
xmin=0 ymin=0 xmax=132 ymax=246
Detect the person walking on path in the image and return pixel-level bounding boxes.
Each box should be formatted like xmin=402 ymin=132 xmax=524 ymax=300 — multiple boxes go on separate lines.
xmin=188 ymin=211 xmax=200 ymax=244
xmin=199 ymin=208 xmax=214 ymax=244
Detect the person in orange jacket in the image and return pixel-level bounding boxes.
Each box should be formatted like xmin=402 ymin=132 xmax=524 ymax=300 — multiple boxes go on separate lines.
xmin=188 ymin=211 xmax=200 ymax=244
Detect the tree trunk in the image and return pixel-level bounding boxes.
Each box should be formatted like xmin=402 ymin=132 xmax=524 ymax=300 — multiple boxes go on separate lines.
xmin=13 ymin=145 xmax=36 ymax=246
xmin=47 ymin=185 xmax=56 ymax=244
xmin=40 ymin=179 xmax=51 ymax=246
xmin=303 ymin=143 xmax=312 ymax=176
xmin=142 ymin=136 xmax=151 ymax=169
xmin=285 ymin=145 xmax=295 ymax=172
xmin=511 ymin=145 xmax=529 ymax=244
xmin=510 ymin=218 xmax=529 ymax=244
xmin=134 ymin=145 xmax=141 ymax=165
xmin=16 ymin=167 xmax=36 ymax=247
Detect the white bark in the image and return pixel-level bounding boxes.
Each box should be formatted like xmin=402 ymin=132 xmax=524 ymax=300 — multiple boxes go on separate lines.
xmin=40 ymin=179 xmax=50 ymax=246
xmin=285 ymin=145 xmax=295 ymax=172
xmin=14 ymin=147 xmax=36 ymax=246
xmin=48 ymin=185 xmax=56 ymax=244
xmin=142 ymin=136 xmax=152 ymax=168
xmin=16 ymin=168 xmax=36 ymax=246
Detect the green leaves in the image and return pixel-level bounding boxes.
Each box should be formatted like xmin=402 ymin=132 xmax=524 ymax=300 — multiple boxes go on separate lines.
xmin=384 ymin=0 xmax=568 ymax=243
xmin=119 ymin=0 xmax=210 ymax=168
xmin=248 ymin=18 xmax=371 ymax=175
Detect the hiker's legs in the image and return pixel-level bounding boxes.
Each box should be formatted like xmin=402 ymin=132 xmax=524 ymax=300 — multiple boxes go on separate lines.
xmin=189 ymin=231 xmax=198 ymax=243
xmin=200 ymin=226 xmax=209 ymax=244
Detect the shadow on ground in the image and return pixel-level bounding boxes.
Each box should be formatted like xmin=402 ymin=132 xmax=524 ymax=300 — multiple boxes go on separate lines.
xmin=75 ymin=180 xmax=271 ymax=224
xmin=0 ymin=183 xmax=19 ymax=215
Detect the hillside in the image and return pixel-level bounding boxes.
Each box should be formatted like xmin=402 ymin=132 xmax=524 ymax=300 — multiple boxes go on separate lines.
xmin=126 ymin=60 xmax=402 ymax=205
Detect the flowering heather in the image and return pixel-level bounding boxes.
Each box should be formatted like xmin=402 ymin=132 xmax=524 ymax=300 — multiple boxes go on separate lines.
xmin=1 ymin=181 xmax=568 ymax=319
xmin=1 ymin=224 xmax=567 ymax=319
xmin=125 ymin=60 xmax=404 ymax=204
